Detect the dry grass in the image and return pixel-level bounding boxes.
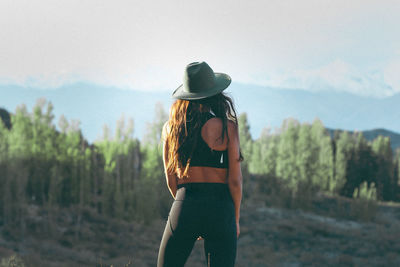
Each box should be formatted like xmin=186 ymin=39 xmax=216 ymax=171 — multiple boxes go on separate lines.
xmin=0 ymin=192 xmax=400 ymax=266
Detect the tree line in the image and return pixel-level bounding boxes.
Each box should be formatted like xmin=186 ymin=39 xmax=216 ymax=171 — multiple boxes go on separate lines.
xmin=239 ymin=114 xmax=400 ymax=203
xmin=0 ymin=99 xmax=399 ymax=226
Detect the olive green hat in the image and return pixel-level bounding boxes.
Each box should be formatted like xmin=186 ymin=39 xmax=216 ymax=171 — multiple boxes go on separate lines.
xmin=172 ymin=61 xmax=231 ymax=100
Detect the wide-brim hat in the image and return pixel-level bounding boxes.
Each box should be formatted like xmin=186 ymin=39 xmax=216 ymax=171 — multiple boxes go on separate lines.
xmin=172 ymin=61 xmax=231 ymax=100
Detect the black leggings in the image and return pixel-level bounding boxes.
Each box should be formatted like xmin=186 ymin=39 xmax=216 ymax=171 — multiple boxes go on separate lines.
xmin=157 ymin=183 xmax=237 ymax=267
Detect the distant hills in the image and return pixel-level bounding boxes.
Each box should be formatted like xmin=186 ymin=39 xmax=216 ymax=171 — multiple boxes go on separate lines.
xmin=361 ymin=129 xmax=400 ymax=151
xmin=1 ymin=82 xmax=400 ymax=145
xmin=227 ymin=83 xmax=400 ymax=138
xmin=326 ymin=128 xmax=400 ymax=152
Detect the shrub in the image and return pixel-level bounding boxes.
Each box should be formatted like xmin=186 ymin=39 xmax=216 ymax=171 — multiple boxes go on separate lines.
xmin=0 ymin=255 xmax=25 ymax=267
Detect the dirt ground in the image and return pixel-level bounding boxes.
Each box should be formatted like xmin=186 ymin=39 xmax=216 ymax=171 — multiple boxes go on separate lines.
xmin=1 ymin=194 xmax=400 ymax=267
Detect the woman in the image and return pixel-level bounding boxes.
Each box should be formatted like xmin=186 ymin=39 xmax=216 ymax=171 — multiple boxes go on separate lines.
xmin=157 ymin=61 xmax=243 ymax=267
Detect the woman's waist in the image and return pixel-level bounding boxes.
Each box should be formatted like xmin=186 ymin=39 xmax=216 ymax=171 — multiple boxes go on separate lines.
xmin=177 ymin=169 xmax=227 ymax=184
xmin=175 ymin=182 xmax=232 ymax=202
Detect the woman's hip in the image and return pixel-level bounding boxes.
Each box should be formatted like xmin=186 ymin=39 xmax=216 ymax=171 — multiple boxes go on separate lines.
xmin=175 ymin=182 xmax=233 ymax=203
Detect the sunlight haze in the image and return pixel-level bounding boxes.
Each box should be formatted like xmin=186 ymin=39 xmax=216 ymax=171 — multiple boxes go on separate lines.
xmin=1 ymin=0 xmax=399 ymax=97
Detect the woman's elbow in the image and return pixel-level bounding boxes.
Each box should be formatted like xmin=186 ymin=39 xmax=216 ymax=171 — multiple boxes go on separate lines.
xmin=228 ymin=175 xmax=242 ymax=188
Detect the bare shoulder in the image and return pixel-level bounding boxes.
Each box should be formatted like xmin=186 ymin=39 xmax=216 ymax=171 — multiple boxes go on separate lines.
xmin=204 ymin=118 xmax=237 ymax=136
xmin=203 ymin=117 xmax=223 ymax=139
xmin=204 ymin=117 xmax=223 ymax=130
xmin=202 ymin=117 xmax=227 ymax=149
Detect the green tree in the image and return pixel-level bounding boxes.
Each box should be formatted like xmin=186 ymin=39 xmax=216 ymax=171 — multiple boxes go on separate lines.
xmin=238 ymin=113 xmax=252 ymax=172
xmin=142 ymin=102 xmax=168 ymax=145
xmin=276 ymin=118 xmax=300 ymax=193
xmin=138 ymin=103 xmax=170 ymax=221
xmin=7 ymin=104 xmax=33 ymax=158
xmin=0 ymin=107 xmax=11 ymax=130
xmin=333 ymin=131 xmax=354 ymax=195
xmin=311 ymin=118 xmax=334 ymax=192
xmin=295 ymin=123 xmax=315 ymax=188
xmin=372 ymin=136 xmax=395 ymax=201
xmin=353 ymin=181 xmax=377 ymax=201
xmin=249 ymin=127 xmax=278 ymax=176
xmin=395 ymin=151 xmax=400 ymax=201
xmin=0 ymin=110 xmax=9 ymax=161
xmin=96 ymin=115 xmax=140 ymax=219
xmin=341 ymin=133 xmax=378 ymax=198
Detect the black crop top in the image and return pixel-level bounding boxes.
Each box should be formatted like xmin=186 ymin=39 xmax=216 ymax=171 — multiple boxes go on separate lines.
xmin=188 ymin=112 xmax=229 ymax=169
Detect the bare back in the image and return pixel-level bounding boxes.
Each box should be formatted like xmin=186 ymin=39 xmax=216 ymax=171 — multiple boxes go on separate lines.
xmin=177 ymin=117 xmax=228 ymax=185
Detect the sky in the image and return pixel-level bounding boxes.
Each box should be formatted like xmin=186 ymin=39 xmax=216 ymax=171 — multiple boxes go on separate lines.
xmin=1 ymin=0 xmax=400 ymax=98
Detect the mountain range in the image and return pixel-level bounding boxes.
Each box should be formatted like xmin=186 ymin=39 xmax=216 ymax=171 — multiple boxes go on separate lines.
xmin=326 ymin=128 xmax=400 ymax=152
xmin=1 ymin=82 xmax=399 ymax=148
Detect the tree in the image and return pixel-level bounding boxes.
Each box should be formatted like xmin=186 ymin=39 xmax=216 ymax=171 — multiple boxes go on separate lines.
xmin=142 ymin=102 xmax=168 ymax=145
xmin=353 ymin=181 xmax=377 ymax=201
xmin=311 ymin=118 xmax=334 ymax=192
xmin=249 ymin=127 xmax=278 ymax=176
xmin=395 ymin=151 xmax=400 ymax=201
xmin=276 ymin=118 xmax=300 ymax=192
xmin=296 ymin=123 xmax=315 ymax=188
xmin=333 ymin=131 xmax=354 ymax=195
xmin=0 ymin=108 xmax=11 ymax=129
xmin=0 ymin=112 xmax=9 ymax=161
xmin=372 ymin=136 xmax=395 ymax=201
xmin=139 ymin=103 xmax=170 ymax=220
xmin=96 ymin=115 xmax=140 ymax=219
xmin=341 ymin=132 xmax=378 ymax=198
xmin=238 ymin=113 xmax=252 ymax=173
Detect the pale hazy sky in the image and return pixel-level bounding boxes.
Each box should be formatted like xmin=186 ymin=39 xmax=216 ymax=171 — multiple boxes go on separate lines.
xmin=1 ymin=0 xmax=399 ymax=97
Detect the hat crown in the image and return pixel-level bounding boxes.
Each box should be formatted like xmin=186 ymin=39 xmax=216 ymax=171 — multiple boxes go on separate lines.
xmin=183 ymin=62 xmax=216 ymax=93
xmin=172 ymin=61 xmax=231 ymax=100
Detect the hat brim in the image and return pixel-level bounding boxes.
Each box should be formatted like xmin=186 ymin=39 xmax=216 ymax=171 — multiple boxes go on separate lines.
xmin=172 ymin=73 xmax=231 ymax=100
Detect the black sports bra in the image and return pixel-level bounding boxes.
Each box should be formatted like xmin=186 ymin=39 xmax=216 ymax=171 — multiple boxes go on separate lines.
xmin=188 ymin=112 xmax=229 ymax=169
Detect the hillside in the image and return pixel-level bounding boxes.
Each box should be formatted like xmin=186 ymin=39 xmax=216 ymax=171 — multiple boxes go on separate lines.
xmin=327 ymin=128 xmax=400 ymax=152
xmin=360 ymin=128 xmax=400 ymax=152
xmin=0 ymin=195 xmax=399 ymax=266
xmin=1 ymin=82 xmax=400 ymax=142
xmin=228 ymin=83 xmax=400 ymax=139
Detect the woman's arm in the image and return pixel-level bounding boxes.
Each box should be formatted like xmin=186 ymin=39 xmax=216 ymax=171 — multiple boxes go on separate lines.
xmin=162 ymin=122 xmax=178 ymax=199
xmin=227 ymin=121 xmax=243 ymax=235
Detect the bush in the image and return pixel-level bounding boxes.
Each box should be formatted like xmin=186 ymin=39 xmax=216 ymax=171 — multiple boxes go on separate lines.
xmin=0 ymin=255 xmax=25 ymax=267
xmin=353 ymin=181 xmax=377 ymax=201
xmin=348 ymin=181 xmax=378 ymax=221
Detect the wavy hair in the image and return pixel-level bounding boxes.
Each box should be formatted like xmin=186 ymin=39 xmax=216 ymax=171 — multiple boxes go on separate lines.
xmin=164 ymin=92 xmax=243 ymax=178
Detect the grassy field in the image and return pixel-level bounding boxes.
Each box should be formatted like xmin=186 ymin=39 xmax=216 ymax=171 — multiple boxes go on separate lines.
xmin=1 ymin=193 xmax=400 ymax=267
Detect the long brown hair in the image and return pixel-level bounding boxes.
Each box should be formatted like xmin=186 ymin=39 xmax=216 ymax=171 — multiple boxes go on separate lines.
xmin=164 ymin=92 xmax=243 ymax=178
